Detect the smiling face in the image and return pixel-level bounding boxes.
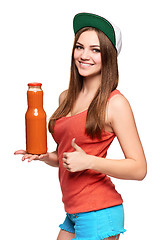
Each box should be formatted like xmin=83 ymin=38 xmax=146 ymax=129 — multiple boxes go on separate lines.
xmin=73 ymin=30 xmax=102 ymax=79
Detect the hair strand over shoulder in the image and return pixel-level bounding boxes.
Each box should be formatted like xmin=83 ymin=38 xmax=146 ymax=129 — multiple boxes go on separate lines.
xmin=49 ymin=27 xmax=119 ymax=139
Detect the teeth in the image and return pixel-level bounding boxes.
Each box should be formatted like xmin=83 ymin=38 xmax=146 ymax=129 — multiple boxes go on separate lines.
xmin=80 ymin=62 xmax=92 ymax=66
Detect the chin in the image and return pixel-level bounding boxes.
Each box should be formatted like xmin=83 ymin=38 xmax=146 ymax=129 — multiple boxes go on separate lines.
xmin=78 ymin=70 xmax=101 ymax=78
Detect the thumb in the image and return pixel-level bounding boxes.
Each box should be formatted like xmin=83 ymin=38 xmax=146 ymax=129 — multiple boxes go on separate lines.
xmin=71 ymin=138 xmax=83 ymax=152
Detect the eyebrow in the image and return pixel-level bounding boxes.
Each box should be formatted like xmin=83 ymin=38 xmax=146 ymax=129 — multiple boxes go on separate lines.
xmin=76 ymin=42 xmax=100 ymax=48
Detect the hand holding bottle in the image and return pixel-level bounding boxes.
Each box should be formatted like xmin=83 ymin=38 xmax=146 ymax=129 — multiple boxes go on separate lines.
xmin=14 ymin=150 xmax=49 ymax=162
xmin=14 ymin=83 xmax=59 ymax=167
xmin=14 ymin=150 xmax=59 ymax=167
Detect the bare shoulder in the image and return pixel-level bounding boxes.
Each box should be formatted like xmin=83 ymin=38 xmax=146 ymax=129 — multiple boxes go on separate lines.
xmin=59 ymin=89 xmax=68 ymax=105
xmin=109 ymin=93 xmax=130 ymax=109
xmin=108 ymin=93 xmax=133 ymax=124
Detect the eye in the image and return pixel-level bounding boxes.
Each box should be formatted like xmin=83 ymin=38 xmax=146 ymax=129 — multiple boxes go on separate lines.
xmin=92 ymin=48 xmax=101 ymax=53
xmin=75 ymin=45 xmax=83 ymax=50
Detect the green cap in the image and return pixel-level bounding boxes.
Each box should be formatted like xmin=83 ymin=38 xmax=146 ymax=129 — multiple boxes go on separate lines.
xmin=73 ymin=13 xmax=122 ymax=55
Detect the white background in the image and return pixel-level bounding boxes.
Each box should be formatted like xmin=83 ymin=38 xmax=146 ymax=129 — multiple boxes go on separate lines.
xmin=0 ymin=0 xmax=159 ymax=239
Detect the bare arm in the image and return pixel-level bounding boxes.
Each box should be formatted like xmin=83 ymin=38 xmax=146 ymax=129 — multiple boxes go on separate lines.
xmin=89 ymin=94 xmax=147 ymax=180
xmin=42 ymin=150 xmax=59 ymax=167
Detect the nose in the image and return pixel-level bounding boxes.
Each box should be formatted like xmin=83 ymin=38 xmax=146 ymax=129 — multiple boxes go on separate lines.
xmin=80 ymin=48 xmax=90 ymax=60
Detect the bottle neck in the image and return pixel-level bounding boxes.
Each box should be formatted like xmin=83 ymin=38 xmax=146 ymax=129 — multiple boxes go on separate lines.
xmin=27 ymin=90 xmax=43 ymax=108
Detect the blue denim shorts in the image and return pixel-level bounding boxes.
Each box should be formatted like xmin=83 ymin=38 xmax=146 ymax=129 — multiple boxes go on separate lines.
xmin=59 ymin=204 xmax=126 ymax=240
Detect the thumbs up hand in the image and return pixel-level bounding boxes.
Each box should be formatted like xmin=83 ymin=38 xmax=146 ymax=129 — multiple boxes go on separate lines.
xmin=62 ymin=138 xmax=91 ymax=172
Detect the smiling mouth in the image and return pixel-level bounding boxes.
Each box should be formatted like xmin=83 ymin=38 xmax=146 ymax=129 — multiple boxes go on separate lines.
xmin=79 ymin=61 xmax=94 ymax=67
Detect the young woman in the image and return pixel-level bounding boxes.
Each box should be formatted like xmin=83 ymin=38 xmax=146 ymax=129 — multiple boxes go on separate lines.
xmin=15 ymin=13 xmax=147 ymax=240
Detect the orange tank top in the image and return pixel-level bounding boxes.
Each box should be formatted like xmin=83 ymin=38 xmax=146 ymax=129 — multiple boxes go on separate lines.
xmin=52 ymin=89 xmax=123 ymax=214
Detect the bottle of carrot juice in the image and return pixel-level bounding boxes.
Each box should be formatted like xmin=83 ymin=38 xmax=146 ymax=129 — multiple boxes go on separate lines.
xmin=25 ymin=83 xmax=47 ymax=154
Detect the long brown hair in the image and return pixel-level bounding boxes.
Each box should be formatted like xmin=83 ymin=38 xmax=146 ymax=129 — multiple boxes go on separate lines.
xmin=48 ymin=27 xmax=119 ymax=139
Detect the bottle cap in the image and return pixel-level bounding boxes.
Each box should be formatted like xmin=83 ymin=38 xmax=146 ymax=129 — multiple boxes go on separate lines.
xmin=28 ymin=82 xmax=42 ymax=87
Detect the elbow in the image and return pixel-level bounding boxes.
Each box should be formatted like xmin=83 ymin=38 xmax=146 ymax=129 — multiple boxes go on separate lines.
xmin=137 ymin=171 xmax=147 ymax=181
xmin=129 ymin=156 xmax=147 ymax=181
xmin=135 ymin=165 xmax=147 ymax=181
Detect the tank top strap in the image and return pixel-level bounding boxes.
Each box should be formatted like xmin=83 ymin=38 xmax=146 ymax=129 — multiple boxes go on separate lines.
xmin=108 ymin=89 xmax=122 ymax=100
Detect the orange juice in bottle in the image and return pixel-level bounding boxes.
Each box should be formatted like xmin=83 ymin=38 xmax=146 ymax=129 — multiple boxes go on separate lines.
xmin=25 ymin=83 xmax=47 ymax=154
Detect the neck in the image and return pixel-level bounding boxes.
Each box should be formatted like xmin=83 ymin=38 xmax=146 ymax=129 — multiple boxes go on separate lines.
xmin=82 ymin=74 xmax=101 ymax=95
